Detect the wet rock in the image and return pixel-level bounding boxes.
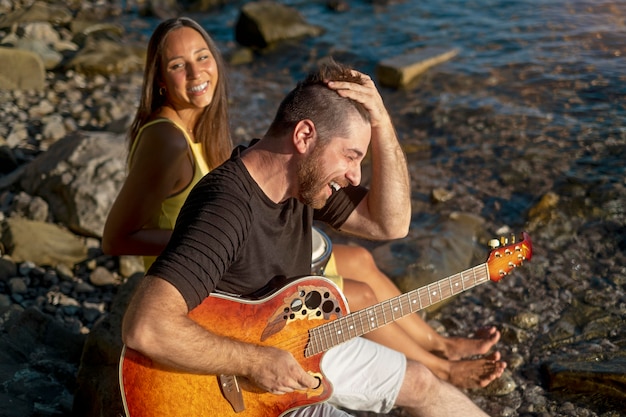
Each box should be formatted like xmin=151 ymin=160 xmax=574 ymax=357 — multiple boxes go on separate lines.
xmin=480 ymin=370 xmax=517 ymax=397
xmin=506 ymin=353 xmax=525 ymax=370
xmin=510 ymin=311 xmax=540 ymax=330
xmin=376 ymin=47 xmax=459 ymax=90
xmin=542 ymin=352 xmax=626 ymax=413
xmin=235 ymin=1 xmax=323 ymax=49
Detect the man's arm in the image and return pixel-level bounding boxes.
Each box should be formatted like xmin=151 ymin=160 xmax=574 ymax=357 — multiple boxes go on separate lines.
xmin=122 ymin=275 xmax=318 ymax=395
xmin=328 ymin=72 xmax=411 ymax=240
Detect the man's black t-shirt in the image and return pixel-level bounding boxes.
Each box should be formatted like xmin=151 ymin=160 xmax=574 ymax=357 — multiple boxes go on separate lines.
xmin=148 ymin=143 xmax=367 ymax=311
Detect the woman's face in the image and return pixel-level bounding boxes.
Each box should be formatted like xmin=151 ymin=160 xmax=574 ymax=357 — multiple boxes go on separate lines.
xmin=159 ymin=26 xmax=219 ymax=112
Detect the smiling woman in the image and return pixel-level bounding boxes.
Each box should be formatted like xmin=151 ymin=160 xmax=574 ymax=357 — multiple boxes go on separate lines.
xmin=102 ymin=17 xmax=232 ymax=265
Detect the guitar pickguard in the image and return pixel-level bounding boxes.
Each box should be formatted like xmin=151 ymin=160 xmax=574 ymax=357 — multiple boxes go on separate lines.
xmin=261 ymin=283 xmax=344 ymax=341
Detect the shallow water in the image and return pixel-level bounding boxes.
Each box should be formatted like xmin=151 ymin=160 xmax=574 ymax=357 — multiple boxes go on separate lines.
xmin=173 ymin=0 xmax=625 ymax=213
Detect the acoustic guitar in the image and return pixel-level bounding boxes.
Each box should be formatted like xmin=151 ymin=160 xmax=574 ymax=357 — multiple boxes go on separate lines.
xmin=120 ymin=232 xmax=532 ymax=417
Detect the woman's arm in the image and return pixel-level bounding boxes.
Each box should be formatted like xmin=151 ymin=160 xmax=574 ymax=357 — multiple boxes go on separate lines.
xmin=102 ymin=123 xmax=194 ymax=255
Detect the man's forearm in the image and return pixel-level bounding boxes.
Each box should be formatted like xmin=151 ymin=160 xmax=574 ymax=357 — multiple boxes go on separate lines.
xmin=366 ymin=119 xmax=411 ymax=239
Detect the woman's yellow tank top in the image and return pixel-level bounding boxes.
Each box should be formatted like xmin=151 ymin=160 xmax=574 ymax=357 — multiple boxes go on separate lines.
xmin=129 ymin=119 xmax=209 ymax=270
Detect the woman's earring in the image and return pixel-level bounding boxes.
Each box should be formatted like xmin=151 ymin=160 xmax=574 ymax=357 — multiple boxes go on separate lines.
xmin=159 ymin=87 xmax=166 ymax=96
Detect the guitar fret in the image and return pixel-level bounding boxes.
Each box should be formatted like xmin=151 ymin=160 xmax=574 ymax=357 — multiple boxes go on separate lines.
xmin=356 ymin=310 xmax=364 ymax=337
xmin=332 ymin=320 xmax=342 ymax=346
xmin=304 ymin=329 xmax=318 ymax=357
xmin=367 ymin=307 xmax=377 ymax=330
xmin=347 ymin=311 xmax=357 ymax=339
xmin=330 ymin=320 xmax=341 ymax=346
xmin=479 ymin=263 xmax=489 ymax=283
xmin=383 ymin=299 xmax=391 ymax=323
xmin=407 ymin=292 xmax=414 ymax=312
xmin=322 ymin=321 xmax=333 ymax=351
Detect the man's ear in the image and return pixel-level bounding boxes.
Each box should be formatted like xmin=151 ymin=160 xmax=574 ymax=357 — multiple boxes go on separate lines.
xmin=293 ymin=119 xmax=316 ymax=154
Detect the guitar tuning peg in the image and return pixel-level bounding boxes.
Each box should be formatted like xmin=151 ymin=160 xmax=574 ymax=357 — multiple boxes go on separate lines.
xmin=500 ymin=236 xmax=508 ymax=246
xmin=488 ymin=239 xmax=500 ymax=249
xmin=510 ymin=234 xmax=516 ymax=244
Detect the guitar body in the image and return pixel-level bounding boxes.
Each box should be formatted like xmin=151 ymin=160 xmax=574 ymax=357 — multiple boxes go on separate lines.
xmin=120 ymin=276 xmax=348 ymax=417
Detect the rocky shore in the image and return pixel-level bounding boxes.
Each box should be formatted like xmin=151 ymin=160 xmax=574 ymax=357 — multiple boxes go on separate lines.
xmin=1 ymin=1 xmax=625 ymax=417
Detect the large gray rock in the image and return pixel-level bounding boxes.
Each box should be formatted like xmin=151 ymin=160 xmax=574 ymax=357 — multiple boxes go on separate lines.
xmin=235 ymin=1 xmax=323 ymax=49
xmin=19 ymin=131 xmax=127 ymax=237
xmin=12 ymin=38 xmax=64 ymax=70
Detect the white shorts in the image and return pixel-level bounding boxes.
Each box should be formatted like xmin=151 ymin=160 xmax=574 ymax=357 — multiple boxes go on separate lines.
xmin=321 ymin=337 xmax=406 ymax=413
xmin=286 ymin=403 xmax=354 ymax=417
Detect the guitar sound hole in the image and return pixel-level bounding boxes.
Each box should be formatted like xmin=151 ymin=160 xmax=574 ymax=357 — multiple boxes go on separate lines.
xmin=321 ymin=300 xmax=335 ymax=314
xmin=290 ymin=298 xmax=303 ymax=312
xmin=304 ymin=291 xmax=322 ymax=309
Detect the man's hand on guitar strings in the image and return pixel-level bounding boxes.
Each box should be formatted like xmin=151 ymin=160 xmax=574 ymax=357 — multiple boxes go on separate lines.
xmin=247 ymin=346 xmax=318 ymax=395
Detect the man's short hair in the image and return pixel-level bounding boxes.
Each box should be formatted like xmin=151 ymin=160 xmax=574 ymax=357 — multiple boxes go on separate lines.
xmin=266 ymin=59 xmax=370 ymax=142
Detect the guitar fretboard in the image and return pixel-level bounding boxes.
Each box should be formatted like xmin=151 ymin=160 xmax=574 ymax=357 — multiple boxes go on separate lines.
xmin=305 ymin=262 xmax=490 ymax=356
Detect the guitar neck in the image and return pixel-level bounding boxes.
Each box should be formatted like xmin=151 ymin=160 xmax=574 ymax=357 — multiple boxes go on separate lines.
xmin=306 ymin=262 xmax=490 ymax=356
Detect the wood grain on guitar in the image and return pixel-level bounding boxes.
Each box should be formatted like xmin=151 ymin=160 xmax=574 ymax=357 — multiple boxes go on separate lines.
xmin=119 ymin=232 xmax=532 ymax=417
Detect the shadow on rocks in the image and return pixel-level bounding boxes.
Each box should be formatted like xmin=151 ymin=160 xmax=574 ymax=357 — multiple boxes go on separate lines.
xmin=72 ymin=272 xmax=142 ymax=417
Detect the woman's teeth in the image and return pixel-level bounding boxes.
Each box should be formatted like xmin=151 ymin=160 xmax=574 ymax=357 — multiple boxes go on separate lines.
xmin=189 ymin=82 xmax=207 ymax=93
xmin=330 ymin=181 xmax=340 ymax=192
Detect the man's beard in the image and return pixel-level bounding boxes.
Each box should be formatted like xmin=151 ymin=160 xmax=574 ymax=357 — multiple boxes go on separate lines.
xmin=297 ymin=143 xmax=330 ymax=209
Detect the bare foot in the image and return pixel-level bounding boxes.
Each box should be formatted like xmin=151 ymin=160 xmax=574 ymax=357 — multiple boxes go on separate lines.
xmin=448 ymin=351 xmax=507 ymax=389
xmin=444 ymin=326 xmax=501 ymax=360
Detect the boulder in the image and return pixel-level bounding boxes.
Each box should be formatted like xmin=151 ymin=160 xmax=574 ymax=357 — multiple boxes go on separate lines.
xmin=235 ymin=1 xmax=323 ymax=49
xmin=0 ymin=1 xmax=73 ymax=29
xmin=376 ymin=47 xmax=459 ymax=89
xmin=1 ymin=217 xmax=88 ymax=268
xmin=19 ymin=131 xmax=127 ymax=237
xmin=0 ymin=47 xmax=46 ymax=91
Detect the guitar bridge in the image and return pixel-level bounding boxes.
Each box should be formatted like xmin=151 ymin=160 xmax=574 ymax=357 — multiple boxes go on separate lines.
xmin=218 ymin=374 xmax=245 ymax=413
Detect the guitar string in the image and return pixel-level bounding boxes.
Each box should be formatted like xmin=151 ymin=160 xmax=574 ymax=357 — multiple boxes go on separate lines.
xmin=278 ymin=267 xmax=491 ymax=354
xmin=269 ymin=265 xmax=491 ymax=356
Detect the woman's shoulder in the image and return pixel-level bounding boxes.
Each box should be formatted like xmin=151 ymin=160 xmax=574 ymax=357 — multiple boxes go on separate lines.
xmin=138 ymin=118 xmax=189 ymax=152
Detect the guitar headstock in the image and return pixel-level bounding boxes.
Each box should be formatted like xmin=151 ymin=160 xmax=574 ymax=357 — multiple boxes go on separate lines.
xmin=486 ymin=232 xmax=533 ymax=282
